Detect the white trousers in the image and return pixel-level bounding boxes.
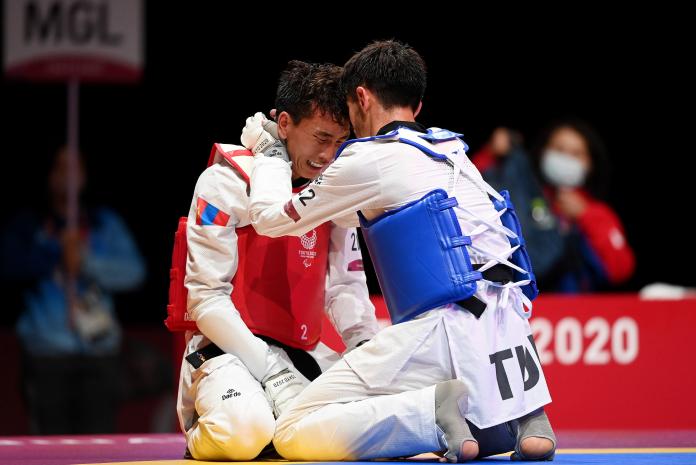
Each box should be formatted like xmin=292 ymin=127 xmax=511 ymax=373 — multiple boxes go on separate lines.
xmin=176 ymin=333 xmax=338 ymax=460
xmin=274 ymin=284 xmax=551 ymax=461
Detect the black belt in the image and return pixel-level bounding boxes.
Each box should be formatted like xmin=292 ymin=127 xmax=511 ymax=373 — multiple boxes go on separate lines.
xmin=456 ymin=264 xmax=514 ymax=319
xmin=185 ymin=343 xmax=224 ymax=369
xmin=185 ymin=336 xmax=322 ymax=382
xmin=256 ymin=335 xmax=321 ymax=381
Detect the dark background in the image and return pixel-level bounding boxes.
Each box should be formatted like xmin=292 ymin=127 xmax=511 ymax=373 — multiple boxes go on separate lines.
xmin=1 ymin=5 xmax=693 ymax=328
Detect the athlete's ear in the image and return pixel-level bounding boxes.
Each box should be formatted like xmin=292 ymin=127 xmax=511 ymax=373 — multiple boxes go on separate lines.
xmin=356 ymin=86 xmax=370 ymax=112
xmin=277 ymin=111 xmax=293 ymax=139
xmin=414 ymin=101 xmax=423 ymax=118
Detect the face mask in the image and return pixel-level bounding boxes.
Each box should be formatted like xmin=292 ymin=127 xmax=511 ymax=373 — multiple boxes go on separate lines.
xmin=541 ymin=150 xmax=588 ymax=187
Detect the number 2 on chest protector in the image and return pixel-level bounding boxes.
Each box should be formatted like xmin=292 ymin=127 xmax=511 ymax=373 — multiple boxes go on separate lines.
xmin=489 ymin=335 xmax=541 ymax=400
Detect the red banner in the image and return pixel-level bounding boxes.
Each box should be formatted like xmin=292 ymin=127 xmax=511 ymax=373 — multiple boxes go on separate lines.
xmin=321 ymin=295 xmax=696 ymax=430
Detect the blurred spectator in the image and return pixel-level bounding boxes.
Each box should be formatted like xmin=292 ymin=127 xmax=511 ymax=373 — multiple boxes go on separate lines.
xmin=471 ymin=127 xmax=564 ymax=285
xmin=533 ymin=119 xmax=635 ymax=292
xmin=0 ymin=147 xmax=145 ymax=434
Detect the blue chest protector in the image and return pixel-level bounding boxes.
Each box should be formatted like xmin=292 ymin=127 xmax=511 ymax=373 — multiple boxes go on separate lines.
xmin=359 ymin=189 xmax=481 ymax=324
xmin=341 ymin=127 xmax=538 ymax=324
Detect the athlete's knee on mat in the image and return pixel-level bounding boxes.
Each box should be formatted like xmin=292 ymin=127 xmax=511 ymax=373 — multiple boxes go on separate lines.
xmin=273 ymin=437 xmax=349 ymax=461
xmin=189 ymin=411 xmax=275 ymax=460
xmin=272 ymin=423 xmax=304 ymax=460
xmin=273 ymin=422 xmax=351 ymax=461
xmin=272 ymin=406 xmax=310 ymax=455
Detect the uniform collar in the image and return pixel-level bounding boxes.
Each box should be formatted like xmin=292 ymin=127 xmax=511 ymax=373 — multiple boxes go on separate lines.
xmin=292 ymin=177 xmax=310 ymax=188
xmin=377 ymin=120 xmax=427 ymax=136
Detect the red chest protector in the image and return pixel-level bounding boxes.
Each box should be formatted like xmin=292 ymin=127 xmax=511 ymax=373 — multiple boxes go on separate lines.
xmin=165 ymin=144 xmax=331 ymax=349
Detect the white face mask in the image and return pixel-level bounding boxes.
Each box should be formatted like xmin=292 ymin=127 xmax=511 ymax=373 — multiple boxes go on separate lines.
xmin=541 ymin=150 xmax=588 ymax=187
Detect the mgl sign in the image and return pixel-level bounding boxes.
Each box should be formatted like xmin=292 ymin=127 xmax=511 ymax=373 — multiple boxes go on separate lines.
xmin=4 ymin=0 xmax=143 ymax=82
